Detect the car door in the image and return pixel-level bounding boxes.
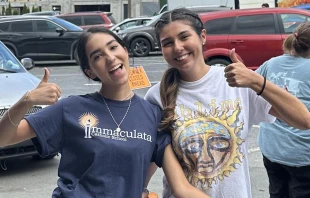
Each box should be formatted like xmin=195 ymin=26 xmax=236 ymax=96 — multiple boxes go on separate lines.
xmin=228 ymin=13 xmax=282 ymax=69
xmin=8 ymin=20 xmax=38 ymax=59
xmin=35 ymin=19 xmax=72 ymax=60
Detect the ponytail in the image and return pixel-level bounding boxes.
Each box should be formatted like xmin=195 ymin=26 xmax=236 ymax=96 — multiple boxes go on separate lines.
xmin=159 ymin=67 xmax=180 ymax=131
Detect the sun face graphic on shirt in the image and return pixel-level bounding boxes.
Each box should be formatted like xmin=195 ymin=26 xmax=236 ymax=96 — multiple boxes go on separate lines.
xmin=173 ymin=104 xmax=244 ymax=189
xmin=79 ymin=112 xmax=99 ymax=128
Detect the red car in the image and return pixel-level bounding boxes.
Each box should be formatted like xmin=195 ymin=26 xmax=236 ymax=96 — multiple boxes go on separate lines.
xmin=200 ymin=8 xmax=310 ymax=70
xmin=57 ymin=11 xmax=116 ymax=29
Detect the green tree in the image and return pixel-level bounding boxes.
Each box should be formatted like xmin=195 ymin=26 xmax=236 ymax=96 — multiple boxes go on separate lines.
xmin=31 ymin=5 xmax=35 ymax=13
xmin=12 ymin=9 xmax=19 ymax=15
xmin=5 ymin=3 xmax=12 ymax=16
xmin=2 ymin=6 xmax=5 ymax=16
xmin=159 ymin=0 xmax=167 ymax=9
xmin=22 ymin=3 xmax=30 ymax=14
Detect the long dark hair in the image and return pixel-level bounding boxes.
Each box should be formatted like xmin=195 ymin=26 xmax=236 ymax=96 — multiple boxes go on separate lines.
xmin=76 ymin=27 xmax=129 ymax=81
xmin=155 ymin=8 xmax=204 ymax=131
xmin=283 ymin=22 xmax=310 ymax=58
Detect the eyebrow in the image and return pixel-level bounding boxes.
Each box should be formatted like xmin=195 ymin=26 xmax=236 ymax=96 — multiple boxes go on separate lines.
xmin=89 ymin=39 xmax=116 ymax=59
xmin=160 ymin=30 xmax=190 ymax=43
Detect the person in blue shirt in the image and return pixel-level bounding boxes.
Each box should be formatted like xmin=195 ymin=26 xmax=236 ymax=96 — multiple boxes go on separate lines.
xmin=0 ymin=27 xmax=209 ymax=198
xmin=256 ymin=22 xmax=310 ymax=198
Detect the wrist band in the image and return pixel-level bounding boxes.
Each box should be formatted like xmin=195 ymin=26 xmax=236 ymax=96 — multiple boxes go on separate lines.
xmin=257 ymin=76 xmax=266 ymax=96
xmin=143 ymin=187 xmax=149 ymax=195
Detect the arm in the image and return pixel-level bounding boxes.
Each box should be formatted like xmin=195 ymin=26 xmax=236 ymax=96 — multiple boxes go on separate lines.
xmin=142 ymin=162 xmax=158 ymax=198
xmin=0 ymin=68 xmax=61 ymax=147
xmin=225 ymin=49 xmax=310 ymax=130
xmin=162 ymin=145 xmax=210 ymax=198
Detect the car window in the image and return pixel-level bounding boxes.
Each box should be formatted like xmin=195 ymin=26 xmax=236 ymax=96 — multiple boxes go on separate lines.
xmin=107 ymin=15 xmax=117 ymax=24
xmin=83 ymin=15 xmax=105 ymax=25
xmin=235 ymin=14 xmax=275 ymax=34
xmin=37 ymin=20 xmax=60 ymax=32
xmin=119 ymin=21 xmax=137 ymax=30
xmin=204 ymin=17 xmax=235 ymax=34
xmin=60 ymin=16 xmax=82 ymax=26
xmin=11 ymin=20 xmax=33 ymax=32
xmin=0 ymin=22 xmax=10 ymax=32
xmin=280 ymin=14 xmax=309 ymax=33
xmin=142 ymin=19 xmax=150 ymax=25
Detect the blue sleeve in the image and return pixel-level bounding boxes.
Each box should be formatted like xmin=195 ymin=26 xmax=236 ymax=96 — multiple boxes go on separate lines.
xmin=256 ymin=60 xmax=268 ymax=77
xmin=151 ymin=130 xmax=172 ymax=168
xmin=25 ymin=99 xmax=65 ymax=158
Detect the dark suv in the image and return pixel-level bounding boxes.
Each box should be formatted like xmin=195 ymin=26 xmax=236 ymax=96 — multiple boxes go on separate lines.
xmin=119 ymin=7 xmax=233 ymax=57
xmin=0 ymin=16 xmax=83 ymax=63
xmin=57 ymin=11 xmax=116 ymax=29
xmin=201 ymin=8 xmax=310 ymax=70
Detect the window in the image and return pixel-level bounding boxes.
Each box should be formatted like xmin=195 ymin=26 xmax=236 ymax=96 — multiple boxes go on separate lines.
xmin=37 ymin=20 xmax=60 ymax=32
xmin=280 ymin=14 xmax=309 ymax=33
xmin=0 ymin=22 xmax=10 ymax=32
xmin=61 ymin=16 xmax=82 ymax=26
xmin=235 ymin=14 xmax=275 ymax=34
xmin=11 ymin=21 xmax=33 ymax=32
xmin=83 ymin=15 xmax=105 ymax=25
xmin=119 ymin=21 xmax=137 ymax=30
xmin=204 ymin=17 xmax=235 ymax=34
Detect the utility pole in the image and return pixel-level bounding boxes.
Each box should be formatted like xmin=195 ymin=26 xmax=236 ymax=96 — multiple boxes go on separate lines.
xmin=128 ymin=0 xmax=131 ymax=18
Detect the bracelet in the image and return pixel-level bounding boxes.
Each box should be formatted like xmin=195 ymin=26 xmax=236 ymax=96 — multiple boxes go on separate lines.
xmin=257 ymin=76 xmax=266 ymax=96
xmin=7 ymin=108 xmax=19 ymax=127
xmin=143 ymin=187 xmax=149 ymax=195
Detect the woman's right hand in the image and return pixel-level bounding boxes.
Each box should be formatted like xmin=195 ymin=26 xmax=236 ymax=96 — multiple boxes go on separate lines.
xmin=28 ymin=68 xmax=62 ymax=106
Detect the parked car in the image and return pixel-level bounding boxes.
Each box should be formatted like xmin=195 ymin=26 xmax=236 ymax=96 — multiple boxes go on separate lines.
xmin=200 ymin=8 xmax=310 ymax=70
xmin=0 ymin=41 xmax=56 ymax=164
xmin=0 ymin=16 xmax=83 ymax=63
xmin=293 ymin=3 xmax=310 ymax=10
xmin=110 ymin=16 xmax=152 ymax=33
xmin=119 ymin=6 xmax=233 ymax=57
xmin=57 ymin=11 xmax=117 ymax=29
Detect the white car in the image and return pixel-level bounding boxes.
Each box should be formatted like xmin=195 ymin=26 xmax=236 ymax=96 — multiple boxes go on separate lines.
xmin=0 ymin=41 xmax=56 ymax=167
xmin=110 ymin=16 xmax=152 ymax=33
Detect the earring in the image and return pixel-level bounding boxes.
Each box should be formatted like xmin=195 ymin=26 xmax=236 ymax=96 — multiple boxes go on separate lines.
xmin=202 ymin=42 xmax=205 ymax=46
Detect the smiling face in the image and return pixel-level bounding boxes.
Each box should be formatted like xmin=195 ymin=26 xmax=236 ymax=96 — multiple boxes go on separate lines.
xmin=159 ymin=21 xmax=206 ymax=74
xmin=85 ymin=33 xmax=130 ymax=87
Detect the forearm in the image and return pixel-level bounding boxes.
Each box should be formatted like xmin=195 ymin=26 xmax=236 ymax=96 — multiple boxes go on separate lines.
xmin=0 ymin=92 xmax=31 ymax=146
xmin=251 ymin=74 xmax=310 ymax=129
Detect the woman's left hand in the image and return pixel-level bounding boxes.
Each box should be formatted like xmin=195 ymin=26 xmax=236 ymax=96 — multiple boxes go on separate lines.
xmin=224 ymin=48 xmax=259 ymax=88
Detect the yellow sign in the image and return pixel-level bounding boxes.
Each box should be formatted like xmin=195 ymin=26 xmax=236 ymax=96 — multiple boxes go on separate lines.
xmin=129 ymin=66 xmax=151 ymax=90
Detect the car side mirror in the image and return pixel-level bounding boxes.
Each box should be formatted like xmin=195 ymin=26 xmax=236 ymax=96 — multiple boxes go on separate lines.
xmin=21 ymin=58 xmax=35 ymax=70
xmin=115 ymin=26 xmax=120 ymax=33
xmin=56 ymin=28 xmax=65 ymax=34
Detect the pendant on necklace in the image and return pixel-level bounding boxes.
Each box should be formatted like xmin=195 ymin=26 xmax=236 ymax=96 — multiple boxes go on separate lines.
xmin=115 ymin=127 xmax=121 ymax=132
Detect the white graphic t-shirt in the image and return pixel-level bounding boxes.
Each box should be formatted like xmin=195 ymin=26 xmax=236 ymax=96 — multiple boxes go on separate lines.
xmin=145 ymin=66 xmax=275 ymax=198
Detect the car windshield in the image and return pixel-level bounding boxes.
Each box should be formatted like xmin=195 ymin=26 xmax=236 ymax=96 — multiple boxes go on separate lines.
xmin=0 ymin=42 xmax=26 ymax=73
xmin=51 ymin=17 xmax=83 ymax=31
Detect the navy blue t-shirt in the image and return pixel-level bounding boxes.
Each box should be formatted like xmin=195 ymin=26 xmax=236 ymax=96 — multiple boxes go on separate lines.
xmin=25 ymin=93 xmax=171 ymax=198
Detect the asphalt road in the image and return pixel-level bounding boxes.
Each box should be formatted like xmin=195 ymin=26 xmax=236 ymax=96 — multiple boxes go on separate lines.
xmin=0 ymin=56 xmax=269 ymax=198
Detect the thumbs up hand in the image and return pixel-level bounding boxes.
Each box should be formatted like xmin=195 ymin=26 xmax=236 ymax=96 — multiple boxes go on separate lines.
xmin=224 ymin=48 xmax=255 ymax=88
xmin=27 ymin=68 xmax=62 ymax=106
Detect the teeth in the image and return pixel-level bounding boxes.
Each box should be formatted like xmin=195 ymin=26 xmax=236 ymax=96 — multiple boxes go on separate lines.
xmin=176 ymin=54 xmax=188 ymax=61
xmin=110 ymin=64 xmax=122 ymax=71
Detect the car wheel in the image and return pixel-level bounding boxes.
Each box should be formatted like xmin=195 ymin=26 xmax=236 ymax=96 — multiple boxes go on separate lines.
xmin=73 ymin=48 xmax=80 ymax=65
xmin=32 ymin=153 xmax=57 ymax=160
xmin=207 ymin=59 xmax=231 ymax=67
xmin=130 ymin=37 xmax=151 ymax=57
